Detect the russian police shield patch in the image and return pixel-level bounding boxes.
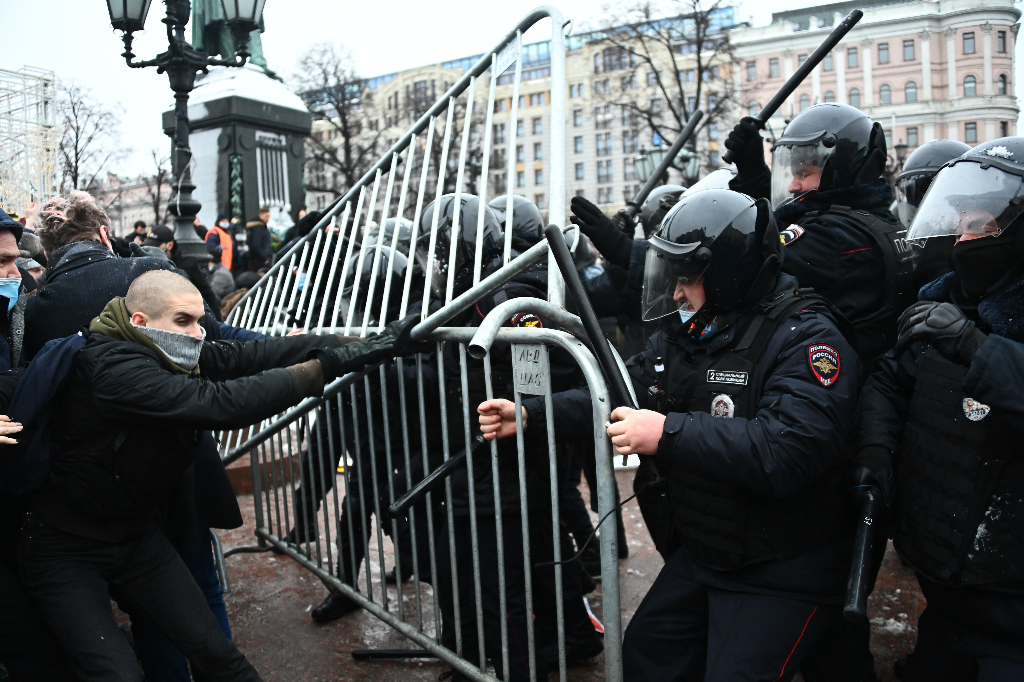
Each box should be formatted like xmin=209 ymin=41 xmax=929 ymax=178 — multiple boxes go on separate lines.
xmin=808 ymin=344 xmax=841 ymax=387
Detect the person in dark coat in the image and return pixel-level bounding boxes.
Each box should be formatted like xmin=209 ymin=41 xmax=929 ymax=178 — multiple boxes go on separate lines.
xmin=481 ymin=190 xmax=863 ymax=681
xmin=245 ymin=207 xmax=273 ymax=271
xmin=19 ymin=270 xmax=419 ymax=682
xmin=859 ymin=138 xmax=1024 ymax=680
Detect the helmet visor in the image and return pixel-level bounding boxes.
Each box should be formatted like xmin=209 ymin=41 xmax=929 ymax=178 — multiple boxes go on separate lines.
xmin=641 ymin=237 xmax=708 ymax=321
xmin=896 ymin=173 xmax=933 ymax=227
xmin=907 ymin=162 xmax=1024 ymax=241
xmin=770 ymin=142 xmax=835 ymax=210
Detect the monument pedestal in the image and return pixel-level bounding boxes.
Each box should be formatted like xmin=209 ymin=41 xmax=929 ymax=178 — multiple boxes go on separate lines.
xmin=162 ymin=65 xmax=311 ymax=238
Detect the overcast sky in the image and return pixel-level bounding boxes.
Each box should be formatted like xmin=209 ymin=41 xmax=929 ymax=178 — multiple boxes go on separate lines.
xmin=1 ymin=0 xmax=1019 ymax=176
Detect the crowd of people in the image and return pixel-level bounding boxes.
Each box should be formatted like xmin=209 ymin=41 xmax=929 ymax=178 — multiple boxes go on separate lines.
xmin=0 ymin=99 xmax=1022 ymax=682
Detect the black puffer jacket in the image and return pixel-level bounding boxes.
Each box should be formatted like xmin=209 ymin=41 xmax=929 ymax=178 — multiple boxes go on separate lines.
xmin=33 ymin=333 xmax=337 ymax=542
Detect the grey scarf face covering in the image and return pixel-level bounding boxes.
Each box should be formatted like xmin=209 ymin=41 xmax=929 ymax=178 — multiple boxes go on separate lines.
xmin=133 ymin=325 xmax=206 ymax=370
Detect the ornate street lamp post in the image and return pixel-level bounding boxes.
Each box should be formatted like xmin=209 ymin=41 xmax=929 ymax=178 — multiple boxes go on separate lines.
xmin=104 ymin=0 xmax=266 ymax=259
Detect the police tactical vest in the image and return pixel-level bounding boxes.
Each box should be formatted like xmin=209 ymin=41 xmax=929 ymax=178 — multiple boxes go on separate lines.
xmin=895 ymin=348 xmax=1024 ymax=588
xmin=825 ymin=206 xmax=917 ymax=361
xmin=656 ymin=290 xmax=854 ymax=571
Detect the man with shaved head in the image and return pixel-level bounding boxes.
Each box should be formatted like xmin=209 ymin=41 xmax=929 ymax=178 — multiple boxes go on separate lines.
xmin=18 ymin=270 xmax=422 ymax=682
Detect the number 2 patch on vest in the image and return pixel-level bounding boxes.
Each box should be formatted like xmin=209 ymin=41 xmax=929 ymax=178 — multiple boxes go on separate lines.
xmin=808 ymin=344 xmax=841 ymax=387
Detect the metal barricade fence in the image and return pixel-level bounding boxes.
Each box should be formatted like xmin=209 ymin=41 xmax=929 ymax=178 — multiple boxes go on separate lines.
xmin=213 ymin=6 xmax=625 ymax=681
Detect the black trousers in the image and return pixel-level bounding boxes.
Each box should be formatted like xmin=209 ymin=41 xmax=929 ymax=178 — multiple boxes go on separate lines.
xmin=622 ymin=548 xmax=840 ymax=682
xmin=902 ymin=575 xmax=1024 ymax=682
xmin=0 ymin=530 xmax=78 ymax=682
xmin=18 ymin=516 xmax=261 ymax=682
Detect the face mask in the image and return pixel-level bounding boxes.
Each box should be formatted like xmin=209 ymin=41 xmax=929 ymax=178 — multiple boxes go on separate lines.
xmin=952 ymin=232 xmax=1020 ymax=299
xmin=133 ymin=325 xmax=207 ymax=371
xmin=678 ymin=308 xmax=696 ymax=324
xmin=0 ymin=277 xmax=20 ymax=311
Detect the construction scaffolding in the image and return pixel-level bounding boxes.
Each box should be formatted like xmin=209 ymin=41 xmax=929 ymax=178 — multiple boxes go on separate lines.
xmin=0 ymin=66 xmax=59 ymax=217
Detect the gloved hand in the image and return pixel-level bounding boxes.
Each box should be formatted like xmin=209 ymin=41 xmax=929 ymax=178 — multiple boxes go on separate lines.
xmin=896 ymin=301 xmax=987 ymax=365
xmin=570 ymin=196 xmax=633 ymax=269
xmin=611 ymin=209 xmax=637 ymax=236
xmin=850 ymin=445 xmax=895 ymax=513
xmin=723 ymin=117 xmax=769 ymax=179
xmin=309 ymin=315 xmax=427 ymax=381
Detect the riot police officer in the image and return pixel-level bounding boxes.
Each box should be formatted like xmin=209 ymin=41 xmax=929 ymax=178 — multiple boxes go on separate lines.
xmin=895 ymin=139 xmax=971 ymax=289
xmin=481 ymin=189 xmax=863 ymax=680
xmin=860 ymin=137 xmax=1024 ymax=680
xmin=488 ymin=194 xmax=545 ymax=247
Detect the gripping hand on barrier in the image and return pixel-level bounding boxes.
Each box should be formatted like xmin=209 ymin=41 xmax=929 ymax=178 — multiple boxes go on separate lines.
xmin=307 ymin=315 xmax=426 ymax=381
xmin=478 ymin=399 xmax=525 ymax=440
xmin=606 ymin=407 xmax=665 ymax=456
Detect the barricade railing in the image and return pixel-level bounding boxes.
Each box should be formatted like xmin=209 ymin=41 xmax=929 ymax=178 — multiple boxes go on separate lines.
xmin=211 ymin=5 xmax=625 ymax=681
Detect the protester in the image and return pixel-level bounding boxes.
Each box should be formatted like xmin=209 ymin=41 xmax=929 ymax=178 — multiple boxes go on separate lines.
xmin=132 ymin=220 xmax=148 ymax=245
xmin=206 ymin=214 xmax=235 ymax=270
xmin=208 ymin=257 xmax=237 ymax=299
xmin=246 ymin=207 xmax=273 ymax=271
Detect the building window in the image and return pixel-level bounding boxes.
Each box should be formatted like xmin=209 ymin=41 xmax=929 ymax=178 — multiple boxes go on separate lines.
xmin=848 ymin=47 xmax=859 ymax=69
xmin=493 ymin=123 xmax=506 ymax=144
xmin=534 ymin=168 xmax=543 ymax=185
xmin=516 ymin=170 xmax=525 ymax=187
xmin=518 ymin=95 xmax=526 ymax=108
xmin=746 ymin=61 xmax=756 ymax=81
xmin=710 ymin=150 xmax=720 ymax=165
xmin=849 ymin=88 xmax=861 ymax=108
xmin=965 ymin=121 xmax=978 ymax=143
xmin=708 ymin=123 xmax=719 ymax=141
xmin=963 ymin=32 xmax=975 ymax=55
xmin=905 ymin=81 xmax=918 ymax=102
xmin=528 ymin=93 xmax=545 ymax=106
xmin=597 ymin=187 xmax=610 ymax=204
xmin=878 ymin=43 xmax=889 ymax=64
xmin=594 ymin=80 xmax=604 ymax=95
xmin=596 ymin=133 xmax=612 ymax=156
xmin=622 ymin=129 xmax=639 ymax=154
xmin=574 ymin=136 xmax=584 ymax=154
xmin=707 ymin=94 xmax=717 ymax=110
xmin=594 ymin=52 xmax=601 ymax=74
xmin=532 ymin=117 xmax=542 ymax=135
xmin=884 ymin=128 xmax=893 ymax=149
xmin=573 ymin=109 xmax=583 ymax=127
xmin=575 ymin=189 xmax=586 ymax=198
xmin=799 ymin=93 xmax=810 ymax=111
xmin=1001 ymin=121 xmax=1010 ymax=137
xmin=907 ymin=127 xmax=919 ymax=147
xmin=824 ymin=90 xmax=836 ymax=103
xmin=515 ymin=145 xmax=524 ymax=162
xmin=687 ymin=96 xmax=698 ymax=112
xmin=798 ymin=54 xmax=808 ymax=67
xmin=769 ymin=58 xmax=780 ymax=78
xmin=624 ymin=159 xmax=635 ymax=181
xmin=569 ymin=83 xmax=585 ymax=98
xmin=998 ymin=74 xmax=1008 ymax=95
xmin=964 ymin=75 xmax=977 ymax=97
xmin=998 ymin=30 xmax=1007 ymax=53
xmin=535 ymin=194 xmax=545 ymax=210
xmin=823 ymin=51 xmax=834 ymax=71
xmin=533 ymin=142 xmax=543 ymax=161
xmin=748 ymin=101 xmax=761 ymax=116
xmin=621 ymin=74 xmax=638 ymax=90
xmin=516 ymin=119 xmax=524 ymax=136
xmin=879 ymin=84 xmax=891 ymax=104
xmin=647 ymin=71 xmax=657 ymax=86
xmin=622 ymin=108 xmax=638 ymax=127
xmin=903 ymin=39 xmax=915 ymax=61
xmin=575 ymin=163 xmax=585 ymax=180
xmin=597 ymin=160 xmax=613 ymax=183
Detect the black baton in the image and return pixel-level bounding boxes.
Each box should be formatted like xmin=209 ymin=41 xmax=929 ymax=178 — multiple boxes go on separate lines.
xmin=722 ymin=9 xmax=864 ymax=164
xmin=843 ymin=485 xmax=883 ymax=622
xmin=386 ymin=438 xmax=486 ymax=519
xmin=622 ymin=110 xmax=705 ymax=220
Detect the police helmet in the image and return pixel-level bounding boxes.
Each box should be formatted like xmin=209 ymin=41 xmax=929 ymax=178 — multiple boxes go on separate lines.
xmin=770 ymin=103 xmax=887 ymax=210
xmin=639 ymin=185 xmax=685 ymax=238
xmin=342 ymin=245 xmax=410 ymax=326
xmin=488 ymin=195 xmax=544 ymax=245
xmin=642 ymin=189 xmax=782 ymax=330
xmin=679 ymin=168 xmax=738 ymax=201
xmin=417 ymin=194 xmax=503 ymax=299
xmin=895 ymin=140 xmax=971 ymax=226
xmin=365 ymin=217 xmax=414 ymax=256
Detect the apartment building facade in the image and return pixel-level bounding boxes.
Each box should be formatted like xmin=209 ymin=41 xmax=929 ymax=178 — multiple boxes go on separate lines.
xmin=306 ymin=0 xmax=1018 ymax=219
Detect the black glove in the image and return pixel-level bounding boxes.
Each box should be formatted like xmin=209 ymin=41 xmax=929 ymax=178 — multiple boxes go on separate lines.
xmin=569 ymin=196 xmax=633 ymax=269
xmin=611 ymin=209 xmax=636 ymax=236
xmin=309 ymin=315 xmax=427 ymax=381
xmin=896 ymin=301 xmax=987 ymax=365
xmin=723 ymin=117 xmax=768 ymax=179
xmin=850 ymin=445 xmax=894 ymax=513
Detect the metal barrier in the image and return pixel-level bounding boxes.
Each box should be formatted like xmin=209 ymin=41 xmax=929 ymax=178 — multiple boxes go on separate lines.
xmin=214 ymin=6 xmax=624 ymax=681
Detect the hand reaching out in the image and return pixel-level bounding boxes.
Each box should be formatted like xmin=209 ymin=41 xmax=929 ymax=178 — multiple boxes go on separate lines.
xmin=478 ymin=399 xmax=526 ymax=440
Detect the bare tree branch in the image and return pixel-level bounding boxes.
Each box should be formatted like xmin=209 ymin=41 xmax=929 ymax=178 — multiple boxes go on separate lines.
xmin=145 ymin=150 xmax=171 ymax=227
xmin=56 ymin=83 xmax=126 ymax=194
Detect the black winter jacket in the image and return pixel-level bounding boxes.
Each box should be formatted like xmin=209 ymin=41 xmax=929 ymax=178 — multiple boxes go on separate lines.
xmin=32 ymin=333 xmax=335 ymax=543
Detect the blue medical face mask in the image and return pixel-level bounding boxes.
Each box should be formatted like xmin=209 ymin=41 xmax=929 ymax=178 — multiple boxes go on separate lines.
xmin=297 ymin=273 xmax=307 ymax=291
xmin=0 ymin=278 xmax=20 ymax=311
xmin=678 ymin=308 xmax=696 ymax=324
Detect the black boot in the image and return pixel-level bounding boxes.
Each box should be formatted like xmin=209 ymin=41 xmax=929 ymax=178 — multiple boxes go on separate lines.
xmin=384 ymin=567 xmax=413 ymax=585
xmin=311 ymin=590 xmax=361 ymax=623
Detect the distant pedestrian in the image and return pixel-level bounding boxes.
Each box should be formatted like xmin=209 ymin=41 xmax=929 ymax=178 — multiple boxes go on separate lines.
xmin=246 ymin=207 xmax=273 ymax=271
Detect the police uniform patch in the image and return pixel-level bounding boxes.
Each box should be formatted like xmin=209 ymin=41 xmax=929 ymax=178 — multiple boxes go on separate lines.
xmin=962 ymin=397 xmax=991 ymax=421
xmin=511 ymin=313 xmax=543 ymax=328
xmin=780 ymin=225 xmax=806 ymax=245
xmin=711 ymin=394 xmax=735 ymax=418
xmin=808 ymin=344 xmax=841 ymax=387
